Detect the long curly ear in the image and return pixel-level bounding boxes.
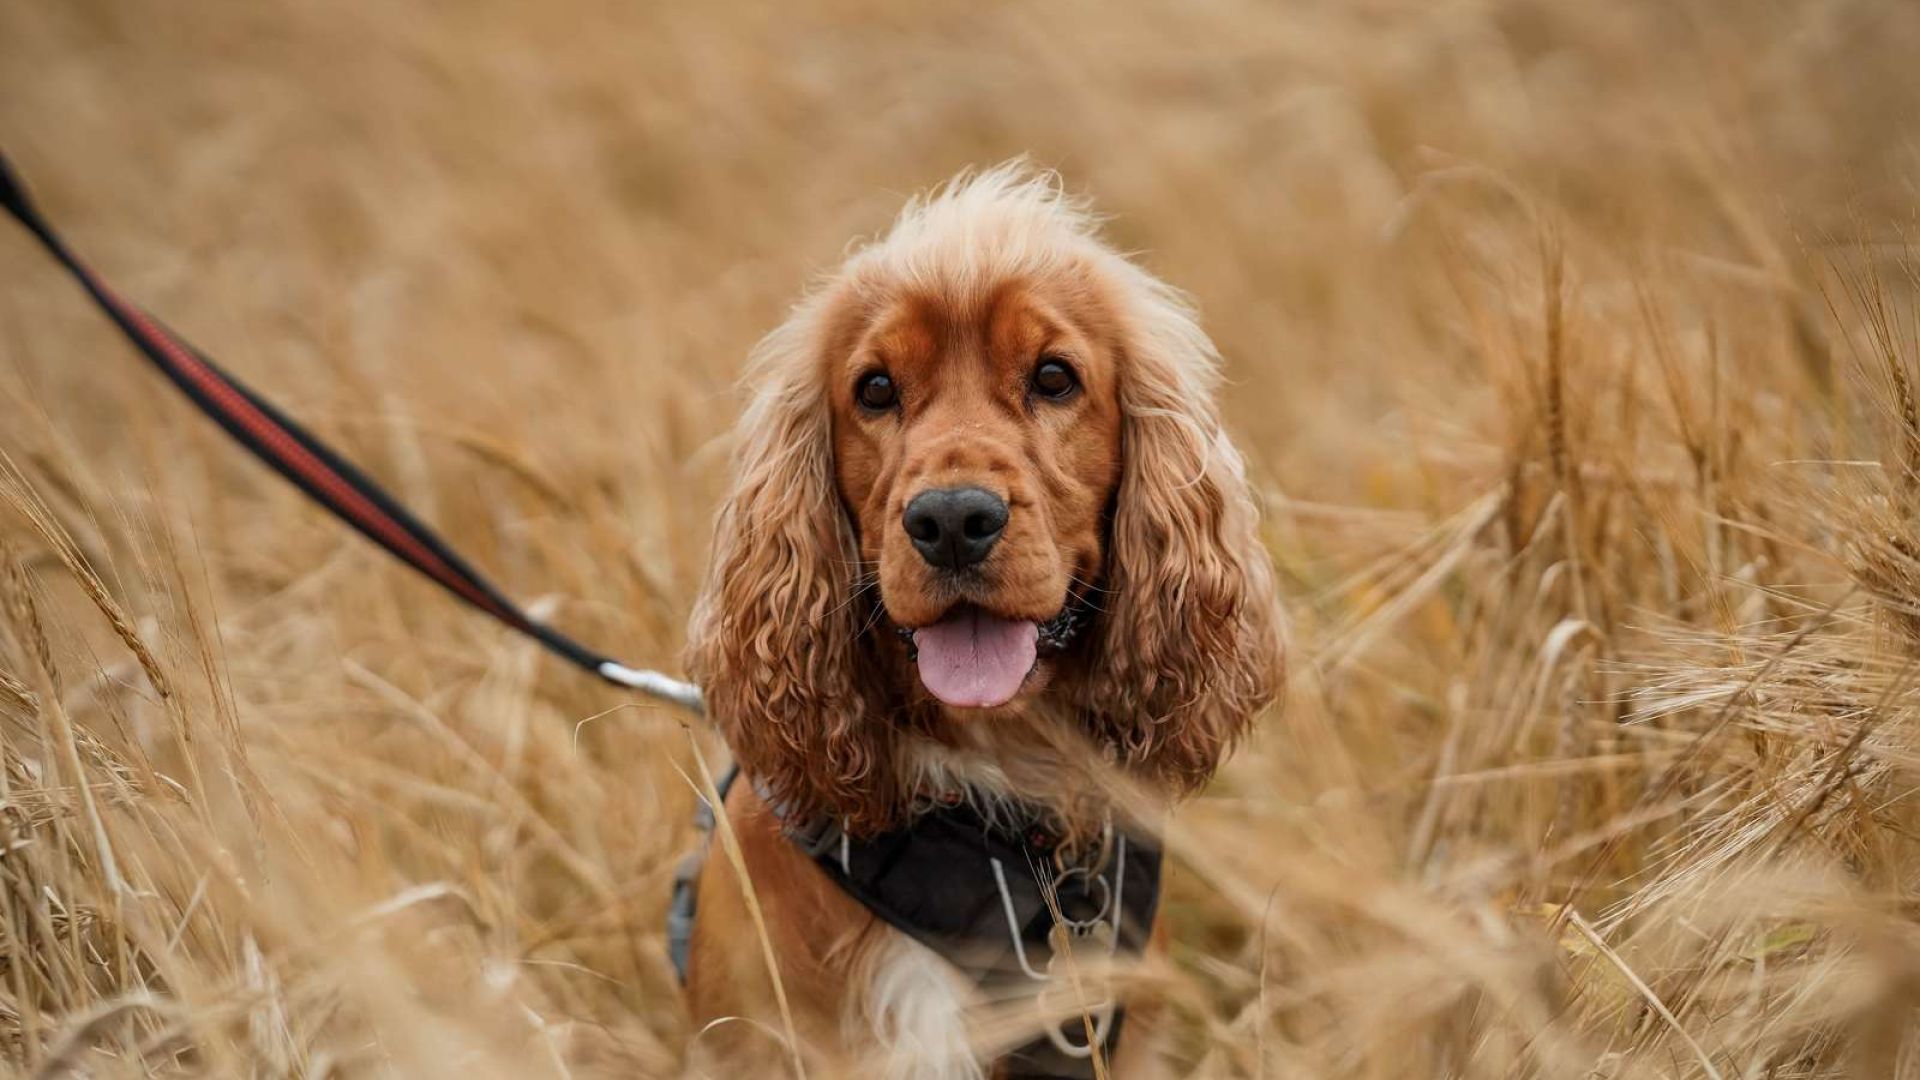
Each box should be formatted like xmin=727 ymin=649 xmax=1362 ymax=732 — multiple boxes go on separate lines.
xmin=685 ymin=292 xmax=899 ymax=833
xmin=1074 ymin=268 xmax=1285 ymax=795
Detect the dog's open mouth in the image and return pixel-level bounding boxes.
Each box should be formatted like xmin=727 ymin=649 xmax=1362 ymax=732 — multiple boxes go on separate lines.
xmin=911 ymin=605 xmax=1038 ymax=709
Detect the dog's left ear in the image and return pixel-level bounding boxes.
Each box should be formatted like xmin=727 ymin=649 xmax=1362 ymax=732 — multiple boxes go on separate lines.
xmin=1071 ymin=265 xmax=1285 ymax=794
xmin=685 ymin=287 xmax=903 ymax=834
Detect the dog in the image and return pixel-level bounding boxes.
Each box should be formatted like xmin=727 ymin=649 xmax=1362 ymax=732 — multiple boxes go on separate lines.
xmin=681 ymin=164 xmax=1283 ymax=1079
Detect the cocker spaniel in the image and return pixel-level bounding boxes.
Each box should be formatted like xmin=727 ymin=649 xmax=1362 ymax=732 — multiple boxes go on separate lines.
xmin=681 ymin=164 xmax=1283 ymax=1080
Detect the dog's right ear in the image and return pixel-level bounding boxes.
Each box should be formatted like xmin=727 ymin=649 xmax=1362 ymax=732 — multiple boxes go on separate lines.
xmin=1067 ymin=260 xmax=1286 ymax=796
xmin=685 ymin=288 xmax=901 ymax=834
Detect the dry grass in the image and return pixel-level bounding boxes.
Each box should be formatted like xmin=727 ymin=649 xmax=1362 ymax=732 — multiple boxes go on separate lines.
xmin=4 ymin=0 xmax=1920 ymax=1075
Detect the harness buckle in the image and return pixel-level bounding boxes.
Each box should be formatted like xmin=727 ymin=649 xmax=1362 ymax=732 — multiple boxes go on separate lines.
xmin=783 ymin=813 xmax=845 ymax=861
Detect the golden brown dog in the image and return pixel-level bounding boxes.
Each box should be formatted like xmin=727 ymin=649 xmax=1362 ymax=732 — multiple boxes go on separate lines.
xmin=683 ymin=164 xmax=1283 ymax=1078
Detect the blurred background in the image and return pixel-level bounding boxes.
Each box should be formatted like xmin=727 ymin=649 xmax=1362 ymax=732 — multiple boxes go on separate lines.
xmin=4 ymin=0 xmax=1920 ymax=1075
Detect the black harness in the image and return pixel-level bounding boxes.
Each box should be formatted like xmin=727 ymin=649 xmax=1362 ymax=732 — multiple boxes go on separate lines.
xmin=671 ymin=768 xmax=1163 ymax=1080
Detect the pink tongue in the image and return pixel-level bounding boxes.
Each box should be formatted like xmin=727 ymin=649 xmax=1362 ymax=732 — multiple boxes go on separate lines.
xmin=913 ymin=609 xmax=1039 ymax=709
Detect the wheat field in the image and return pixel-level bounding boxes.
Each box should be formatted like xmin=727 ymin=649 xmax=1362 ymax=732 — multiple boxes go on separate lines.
xmin=3 ymin=0 xmax=1920 ymax=1076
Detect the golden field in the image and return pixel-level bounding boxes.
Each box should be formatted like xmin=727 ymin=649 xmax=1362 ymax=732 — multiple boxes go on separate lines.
xmin=4 ymin=0 xmax=1920 ymax=1075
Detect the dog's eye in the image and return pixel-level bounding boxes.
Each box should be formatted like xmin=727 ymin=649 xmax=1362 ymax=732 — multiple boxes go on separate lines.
xmin=1031 ymin=358 xmax=1079 ymax=400
xmin=856 ymin=371 xmax=898 ymax=411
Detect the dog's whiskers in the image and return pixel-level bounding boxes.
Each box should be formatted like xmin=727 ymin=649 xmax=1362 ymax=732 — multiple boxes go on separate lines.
xmin=825 ymin=574 xmax=882 ymax=619
xmin=1066 ymin=573 xmax=1114 ymax=613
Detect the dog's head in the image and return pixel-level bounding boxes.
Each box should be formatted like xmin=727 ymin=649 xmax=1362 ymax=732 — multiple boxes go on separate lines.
xmin=688 ymin=166 xmax=1283 ymax=833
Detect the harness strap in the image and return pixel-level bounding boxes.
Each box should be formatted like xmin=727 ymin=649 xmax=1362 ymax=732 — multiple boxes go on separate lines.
xmin=751 ymin=774 xmax=1160 ymax=1080
xmin=0 ymin=151 xmax=699 ymax=712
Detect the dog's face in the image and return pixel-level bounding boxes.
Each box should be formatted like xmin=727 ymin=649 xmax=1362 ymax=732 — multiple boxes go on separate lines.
xmin=829 ymin=281 xmax=1122 ymax=713
xmin=688 ymin=167 xmax=1283 ymax=833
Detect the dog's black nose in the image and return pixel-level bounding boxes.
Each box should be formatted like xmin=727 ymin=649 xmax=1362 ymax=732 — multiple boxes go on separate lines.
xmin=903 ymin=487 xmax=1008 ymax=571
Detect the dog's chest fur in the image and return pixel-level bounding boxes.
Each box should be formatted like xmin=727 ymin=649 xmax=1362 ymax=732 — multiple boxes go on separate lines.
xmin=852 ymin=932 xmax=985 ymax=1080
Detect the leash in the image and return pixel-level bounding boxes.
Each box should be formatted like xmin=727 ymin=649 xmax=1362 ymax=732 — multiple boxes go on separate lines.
xmin=0 ymin=151 xmax=701 ymax=713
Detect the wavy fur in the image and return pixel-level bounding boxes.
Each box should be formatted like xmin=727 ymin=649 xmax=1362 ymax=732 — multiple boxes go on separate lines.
xmin=687 ymin=163 xmax=1283 ymax=835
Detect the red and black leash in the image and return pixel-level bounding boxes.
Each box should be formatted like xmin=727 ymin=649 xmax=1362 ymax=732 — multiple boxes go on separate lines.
xmin=0 ymin=151 xmax=701 ymax=711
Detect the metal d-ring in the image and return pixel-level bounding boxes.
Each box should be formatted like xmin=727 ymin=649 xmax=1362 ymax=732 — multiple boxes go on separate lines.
xmin=990 ymin=844 xmax=1131 ymax=1059
xmin=1043 ymin=997 xmax=1113 ymax=1060
xmin=1051 ymin=865 xmax=1113 ymax=932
